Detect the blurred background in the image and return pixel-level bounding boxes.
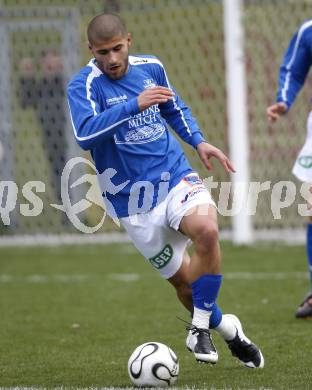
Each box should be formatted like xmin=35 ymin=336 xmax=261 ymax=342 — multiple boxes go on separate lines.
xmin=0 ymin=0 xmax=311 ymax=243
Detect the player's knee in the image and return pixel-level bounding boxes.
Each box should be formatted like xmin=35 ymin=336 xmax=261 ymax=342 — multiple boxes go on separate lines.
xmin=194 ymin=221 xmax=219 ymax=250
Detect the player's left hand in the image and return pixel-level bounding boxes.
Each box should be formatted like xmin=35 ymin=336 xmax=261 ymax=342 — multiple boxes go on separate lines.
xmin=196 ymin=142 xmax=236 ymax=173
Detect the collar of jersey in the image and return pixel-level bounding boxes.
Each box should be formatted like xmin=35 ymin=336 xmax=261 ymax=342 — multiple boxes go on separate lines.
xmin=91 ymin=58 xmax=132 ymax=80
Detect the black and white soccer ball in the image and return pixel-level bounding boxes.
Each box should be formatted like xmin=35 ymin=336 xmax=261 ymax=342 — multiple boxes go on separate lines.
xmin=128 ymin=342 xmax=179 ymax=387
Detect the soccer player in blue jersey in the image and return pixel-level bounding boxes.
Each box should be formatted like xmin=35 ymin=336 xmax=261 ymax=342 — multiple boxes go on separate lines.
xmin=68 ymin=13 xmax=264 ymax=367
xmin=267 ymin=20 xmax=312 ymax=319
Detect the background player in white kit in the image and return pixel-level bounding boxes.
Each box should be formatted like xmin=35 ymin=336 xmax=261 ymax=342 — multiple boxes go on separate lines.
xmin=68 ymin=13 xmax=264 ymax=367
xmin=267 ymin=20 xmax=312 ymax=319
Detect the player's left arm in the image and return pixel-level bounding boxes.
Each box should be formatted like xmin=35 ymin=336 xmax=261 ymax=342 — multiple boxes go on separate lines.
xmin=154 ymin=60 xmax=235 ymax=173
xmin=150 ymin=59 xmax=203 ymax=148
xmin=161 ymin=90 xmax=234 ymax=172
xmin=159 ymin=84 xmax=204 ymax=149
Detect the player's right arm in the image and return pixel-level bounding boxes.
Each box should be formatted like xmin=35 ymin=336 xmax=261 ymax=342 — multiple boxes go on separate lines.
xmin=67 ymin=76 xmax=140 ymax=150
xmin=67 ymin=76 xmax=173 ymax=150
xmin=267 ymin=21 xmax=312 ymax=122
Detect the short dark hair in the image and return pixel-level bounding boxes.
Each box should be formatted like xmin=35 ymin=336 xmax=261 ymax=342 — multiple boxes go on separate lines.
xmin=87 ymin=13 xmax=127 ymax=45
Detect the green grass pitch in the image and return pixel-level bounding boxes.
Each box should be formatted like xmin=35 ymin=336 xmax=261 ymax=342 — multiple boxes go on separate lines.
xmin=0 ymin=241 xmax=311 ymax=389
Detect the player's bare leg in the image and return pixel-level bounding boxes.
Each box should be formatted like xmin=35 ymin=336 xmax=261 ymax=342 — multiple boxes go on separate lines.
xmin=168 ymin=204 xmax=264 ymax=368
xmin=179 ymin=204 xmax=221 ymax=281
xmin=168 ymin=252 xmax=193 ymax=312
xmin=171 ymin=204 xmax=220 ymax=363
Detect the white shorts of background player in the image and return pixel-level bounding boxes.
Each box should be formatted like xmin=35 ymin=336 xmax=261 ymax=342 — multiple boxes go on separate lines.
xmin=293 ymin=111 xmax=312 ymax=183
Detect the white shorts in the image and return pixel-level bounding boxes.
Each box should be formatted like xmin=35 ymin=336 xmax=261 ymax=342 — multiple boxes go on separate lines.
xmin=120 ymin=173 xmax=216 ymax=279
xmin=292 ymin=111 xmax=312 ymax=183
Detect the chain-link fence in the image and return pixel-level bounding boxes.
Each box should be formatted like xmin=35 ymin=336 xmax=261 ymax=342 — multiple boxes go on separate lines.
xmin=244 ymin=0 xmax=312 ymax=233
xmin=0 ymin=0 xmax=311 ymax=241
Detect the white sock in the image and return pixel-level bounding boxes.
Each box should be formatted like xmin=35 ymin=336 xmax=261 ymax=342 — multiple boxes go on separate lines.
xmin=192 ymin=307 xmax=211 ymax=330
xmin=215 ymin=315 xmax=237 ymax=340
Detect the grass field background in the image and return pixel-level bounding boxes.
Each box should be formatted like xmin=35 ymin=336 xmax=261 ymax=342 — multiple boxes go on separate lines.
xmin=0 ymin=241 xmax=311 ymax=389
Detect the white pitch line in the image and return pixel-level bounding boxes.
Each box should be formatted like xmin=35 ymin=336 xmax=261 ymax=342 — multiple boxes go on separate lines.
xmin=0 ymin=274 xmax=91 ymax=283
xmin=224 ymin=271 xmax=308 ymax=280
xmin=0 ymin=228 xmax=307 ymax=248
xmin=0 ymin=387 xmax=198 ymax=390
xmin=109 ymin=273 xmax=141 ymax=282
xmin=0 ymin=272 xmax=308 ymax=284
xmin=0 ymin=232 xmax=131 ymax=248
xmin=0 ymin=387 xmax=278 ymax=390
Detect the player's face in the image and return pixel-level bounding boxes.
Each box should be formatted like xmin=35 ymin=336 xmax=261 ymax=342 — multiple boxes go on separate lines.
xmin=89 ymin=34 xmax=131 ymax=80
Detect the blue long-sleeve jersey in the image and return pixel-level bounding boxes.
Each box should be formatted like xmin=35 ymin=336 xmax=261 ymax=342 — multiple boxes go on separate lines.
xmin=67 ymin=55 xmax=205 ymax=217
xmin=277 ymin=20 xmax=312 ymax=109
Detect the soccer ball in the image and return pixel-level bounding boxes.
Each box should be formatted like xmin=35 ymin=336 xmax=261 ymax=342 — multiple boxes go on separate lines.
xmin=128 ymin=342 xmax=179 ymax=387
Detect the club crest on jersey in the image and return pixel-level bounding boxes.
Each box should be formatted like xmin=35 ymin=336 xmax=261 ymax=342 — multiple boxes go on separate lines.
xmin=183 ymin=175 xmax=203 ymax=186
xmin=143 ymin=78 xmax=156 ymax=89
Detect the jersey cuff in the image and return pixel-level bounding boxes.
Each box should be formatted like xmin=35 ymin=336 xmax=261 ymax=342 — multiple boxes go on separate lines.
xmin=276 ymin=98 xmax=290 ymax=111
xmin=191 ymin=133 xmax=205 ymax=149
xmin=125 ymin=97 xmax=141 ymax=116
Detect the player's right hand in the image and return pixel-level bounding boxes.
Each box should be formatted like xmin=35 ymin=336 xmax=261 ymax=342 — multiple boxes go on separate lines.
xmin=137 ymin=87 xmax=174 ymax=111
xmin=266 ymin=102 xmax=288 ymax=122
